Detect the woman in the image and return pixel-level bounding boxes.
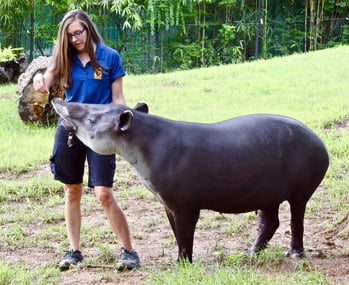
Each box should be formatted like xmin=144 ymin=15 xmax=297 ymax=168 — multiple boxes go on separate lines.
xmin=33 ymin=9 xmax=140 ymax=271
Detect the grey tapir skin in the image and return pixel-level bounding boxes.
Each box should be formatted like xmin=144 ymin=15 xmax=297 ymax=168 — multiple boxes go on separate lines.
xmin=51 ymin=97 xmax=329 ymax=263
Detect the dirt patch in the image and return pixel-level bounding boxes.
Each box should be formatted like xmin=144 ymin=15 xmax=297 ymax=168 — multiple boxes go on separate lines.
xmin=1 ymin=153 xmax=349 ymax=284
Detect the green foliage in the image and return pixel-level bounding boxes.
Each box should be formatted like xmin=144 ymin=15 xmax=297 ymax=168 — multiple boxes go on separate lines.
xmin=217 ymin=24 xmax=243 ymax=63
xmin=342 ymin=24 xmax=349 ymax=45
xmin=145 ymin=0 xmax=186 ymax=34
xmin=268 ymin=15 xmax=306 ymax=56
xmin=0 ymin=0 xmax=32 ymax=26
xmin=0 ymin=46 xmax=23 ymax=62
xmin=173 ymin=40 xmax=202 ymax=69
xmin=1 ymin=0 xmax=348 ymax=72
xmin=107 ymin=0 xmax=143 ymax=30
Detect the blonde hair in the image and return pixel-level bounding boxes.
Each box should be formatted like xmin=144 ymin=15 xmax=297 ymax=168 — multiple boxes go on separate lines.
xmin=50 ymin=9 xmax=103 ymax=89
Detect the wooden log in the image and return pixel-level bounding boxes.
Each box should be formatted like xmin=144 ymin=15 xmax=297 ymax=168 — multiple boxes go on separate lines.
xmin=17 ymin=56 xmax=65 ymax=125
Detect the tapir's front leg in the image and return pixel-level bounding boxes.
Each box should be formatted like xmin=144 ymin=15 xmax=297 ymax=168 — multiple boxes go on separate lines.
xmin=165 ymin=207 xmax=177 ymax=242
xmin=169 ymin=209 xmax=200 ymax=263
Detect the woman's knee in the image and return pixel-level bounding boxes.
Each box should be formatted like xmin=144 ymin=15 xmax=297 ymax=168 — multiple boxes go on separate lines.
xmin=95 ymin=186 xmax=114 ymax=207
xmin=64 ymin=184 xmax=83 ymax=201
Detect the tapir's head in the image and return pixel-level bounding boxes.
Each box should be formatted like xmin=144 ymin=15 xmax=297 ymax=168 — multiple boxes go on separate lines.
xmin=51 ymin=98 xmax=148 ymax=155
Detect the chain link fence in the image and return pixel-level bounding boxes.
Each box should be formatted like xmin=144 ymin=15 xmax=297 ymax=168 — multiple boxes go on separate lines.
xmin=1 ymin=18 xmax=348 ymax=74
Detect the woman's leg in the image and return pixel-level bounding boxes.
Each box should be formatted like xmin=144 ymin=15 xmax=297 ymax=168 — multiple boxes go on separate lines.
xmin=94 ymin=186 xmax=132 ymax=249
xmin=64 ymin=183 xmax=83 ymax=250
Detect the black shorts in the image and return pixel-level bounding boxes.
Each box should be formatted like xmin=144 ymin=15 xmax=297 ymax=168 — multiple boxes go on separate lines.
xmin=49 ymin=124 xmax=116 ymax=188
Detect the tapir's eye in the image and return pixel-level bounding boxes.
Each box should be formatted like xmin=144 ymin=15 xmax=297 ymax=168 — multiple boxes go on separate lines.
xmin=88 ymin=118 xmax=96 ymax=125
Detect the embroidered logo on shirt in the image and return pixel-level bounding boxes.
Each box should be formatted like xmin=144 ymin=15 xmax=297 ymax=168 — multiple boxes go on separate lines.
xmin=94 ymin=67 xmax=102 ymax=80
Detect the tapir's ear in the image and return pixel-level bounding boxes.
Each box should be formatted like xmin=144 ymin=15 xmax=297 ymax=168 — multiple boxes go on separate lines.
xmin=134 ymin=102 xmax=149 ymax=114
xmin=60 ymin=119 xmax=77 ymax=132
xmin=51 ymin=97 xmax=70 ymax=117
xmin=119 ymin=110 xmax=134 ymax=132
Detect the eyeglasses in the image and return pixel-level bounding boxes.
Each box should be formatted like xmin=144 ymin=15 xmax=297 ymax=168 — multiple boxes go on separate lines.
xmin=67 ymin=28 xmax=85 ymax=40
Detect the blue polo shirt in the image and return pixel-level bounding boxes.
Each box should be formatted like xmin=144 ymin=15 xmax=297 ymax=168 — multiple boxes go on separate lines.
xmin=65 ymin=43 xmax=125 ymax=104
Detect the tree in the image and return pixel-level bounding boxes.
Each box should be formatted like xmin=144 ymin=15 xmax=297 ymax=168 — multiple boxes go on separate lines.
xmin=0 ymin=0 xmax=33 ymax=54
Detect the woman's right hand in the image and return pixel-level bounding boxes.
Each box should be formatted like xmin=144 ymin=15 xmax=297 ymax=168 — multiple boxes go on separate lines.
xmin=33 ymin=73 xmax=49 ymax=93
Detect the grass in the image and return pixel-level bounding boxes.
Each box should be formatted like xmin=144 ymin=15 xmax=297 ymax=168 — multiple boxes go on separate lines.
xmin=146 ymin=253 xmax=330 ymax=285
xmin=0 ymin=88 xmax=55 ymax=172
xmin=124 ymin=46 xmax=348 ymax=127
xmin=0 ymin=260 xmax=59 ymax=285
xmin=0 ymin=45 xmax=348 ymax=284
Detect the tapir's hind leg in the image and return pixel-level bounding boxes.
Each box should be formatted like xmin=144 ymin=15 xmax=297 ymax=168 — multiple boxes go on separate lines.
xmin=249 ymin=205 xmax=280 ymax=254
xmin=287 ymin=200 xmax=307 ymax=258
xmin=165 ymin=208 xmax=200 ymax=263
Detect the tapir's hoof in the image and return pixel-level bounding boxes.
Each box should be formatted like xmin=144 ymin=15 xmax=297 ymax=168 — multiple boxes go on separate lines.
xmin=247 ymin=248 xmax=264 ymax=256
xmin=286 ymin=249 xmax=306 ymax=259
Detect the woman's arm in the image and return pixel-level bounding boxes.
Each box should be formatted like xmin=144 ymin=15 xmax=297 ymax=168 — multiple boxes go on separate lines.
xmin=111 ymin=76 xmax=126 ymax=105
xmin=33 ymin=68 xmax=57 ymax=93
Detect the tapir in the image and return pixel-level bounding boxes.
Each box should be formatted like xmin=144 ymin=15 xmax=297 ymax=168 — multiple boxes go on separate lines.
xmin=51 ymin=97 xmax=329 ymax=262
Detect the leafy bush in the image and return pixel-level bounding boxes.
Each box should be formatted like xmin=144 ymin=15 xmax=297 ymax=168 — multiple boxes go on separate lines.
xmin=173 ymin=40 xmax=202 ymax=69
xmin=0 ymin=46 xmax=23 ymax=62
xmin=342 ymin=24 xmax=349 ymax=44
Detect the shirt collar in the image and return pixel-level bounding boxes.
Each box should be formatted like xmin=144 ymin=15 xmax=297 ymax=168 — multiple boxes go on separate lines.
xmin=95 ymin=42 xmax=105 ymax=60
xmin=72 ymin=42 xmax=105 ymax=64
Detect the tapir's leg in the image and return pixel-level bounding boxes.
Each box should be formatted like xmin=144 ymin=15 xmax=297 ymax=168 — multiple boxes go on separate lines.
xmin=165 ymin=206 xmax=177 ymax=241
xmin=172 ymin=209 xmax=200 ymax=263
xmin=287 ymin=201 xmax=307 ymax=258
xmin=249 ymin=205 xmax=280 ymax=254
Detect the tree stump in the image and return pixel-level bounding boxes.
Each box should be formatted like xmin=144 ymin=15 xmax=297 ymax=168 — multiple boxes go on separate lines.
xmin=17 ymin=56 xmax=65 ymax=125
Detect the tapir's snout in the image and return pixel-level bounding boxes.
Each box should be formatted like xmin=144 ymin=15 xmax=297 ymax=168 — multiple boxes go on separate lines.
xmin=50 ymin=98 xmax=145 ymax=155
